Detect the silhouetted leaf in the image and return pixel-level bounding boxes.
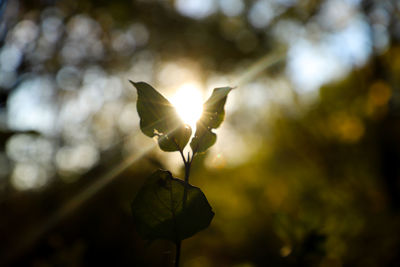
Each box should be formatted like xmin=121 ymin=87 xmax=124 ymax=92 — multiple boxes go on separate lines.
xmin=158 ymin=125 xmax=192 ymax=152
xmin=190 ymin=124 xmax=216 ymax=153
xmin=130 ymin=81 xmax=191 ymax=152
xmin=131 ymin=170 xmax=214 ymax=241
xmin=191 ymin=87 xmax=232 ymax=153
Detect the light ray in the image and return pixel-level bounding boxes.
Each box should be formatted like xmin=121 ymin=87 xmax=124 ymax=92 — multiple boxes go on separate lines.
xmin=232 ymin=49 xmax=286 ymax=87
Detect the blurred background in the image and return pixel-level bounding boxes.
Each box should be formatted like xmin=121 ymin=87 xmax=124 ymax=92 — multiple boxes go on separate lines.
xmin=1 ymin=0 xmax=400 ymax=266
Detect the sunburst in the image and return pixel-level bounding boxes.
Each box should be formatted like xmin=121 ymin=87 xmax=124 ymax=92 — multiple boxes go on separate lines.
xmin=170 ymin=83 xmax=204 ymax=128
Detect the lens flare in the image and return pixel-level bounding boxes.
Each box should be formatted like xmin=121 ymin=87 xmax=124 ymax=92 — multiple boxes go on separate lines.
xmin=170 ymin=83 xmax=203 ymax=128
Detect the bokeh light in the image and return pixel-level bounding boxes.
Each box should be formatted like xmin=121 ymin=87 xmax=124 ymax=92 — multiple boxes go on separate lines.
xmin=175 ymin=0 xmax=217 ymax=20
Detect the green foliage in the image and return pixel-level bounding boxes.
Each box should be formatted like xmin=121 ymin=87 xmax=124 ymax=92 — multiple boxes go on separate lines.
xmin=130 ymin=81 xmax=231 ymax=266
xmin=130 ymin=81 xmax=192 ymax=152
xmin=191 ymin=87 xmax=232 ymax=153
xmin=131 ymin=170 xmax=214 ymax=241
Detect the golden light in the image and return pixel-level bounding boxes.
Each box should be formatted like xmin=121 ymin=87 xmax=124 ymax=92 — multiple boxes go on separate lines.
xmin=170 ymin=83 xmax=204 ymax=128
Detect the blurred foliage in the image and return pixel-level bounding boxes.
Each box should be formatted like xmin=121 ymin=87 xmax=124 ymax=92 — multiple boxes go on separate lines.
xmin=1 ymin=0 xmax=400 ymax=266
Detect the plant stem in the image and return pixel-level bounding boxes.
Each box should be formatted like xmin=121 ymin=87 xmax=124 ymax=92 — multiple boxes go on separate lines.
xmin=175 ymin=240 xmax=181 ymax=267
xmin=175 ymin=150 xmax=195 ymax=267
xmin=178 ymin=149 xmax=187 ymax=165
xmin=182 ymin=158 xmax=191 ymax=209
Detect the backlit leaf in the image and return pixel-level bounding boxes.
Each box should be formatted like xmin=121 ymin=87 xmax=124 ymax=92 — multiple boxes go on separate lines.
xmin=190 ymin=124 xmax=216 ymax=154
xmin=130 ymin=81 xmax=191 ymax=152
xmin=191 ymin=87 xmax=232 ymax=153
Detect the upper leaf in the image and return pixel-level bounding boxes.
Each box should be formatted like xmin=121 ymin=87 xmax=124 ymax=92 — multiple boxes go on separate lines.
xmin=190 ymin=87 xmax=232 ymax=153
xmin=130 ymin=81 xmax=191 ymax=152
xmin=201 ymin=87 xmax=232 ymax=128
xmin=131 ymin=170 xmax=215 ymax=241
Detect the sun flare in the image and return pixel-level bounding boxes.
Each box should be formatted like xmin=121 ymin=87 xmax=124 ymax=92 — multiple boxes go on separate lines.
xmin=170 ymin=83 xmax=204 ymax=128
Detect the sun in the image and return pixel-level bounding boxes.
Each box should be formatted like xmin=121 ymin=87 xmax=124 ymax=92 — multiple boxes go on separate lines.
xmin=170 ymin=83 xmax=204 ymax=128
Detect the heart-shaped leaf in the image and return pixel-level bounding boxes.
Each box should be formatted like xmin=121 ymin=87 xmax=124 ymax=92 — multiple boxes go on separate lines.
xmin=131 ymin=170 xmax=214 ymax=242
xmin=130 ymin=81 xmax=191 ymax=152
xmin=191 ymin=87 xmax=232 ymax=153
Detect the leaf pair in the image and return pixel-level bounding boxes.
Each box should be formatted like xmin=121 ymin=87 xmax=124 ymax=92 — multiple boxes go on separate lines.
xmin=130 ymin=81 xmax=232 ymax=153
xmin=131 ymin=170 xmax=214 ymax=241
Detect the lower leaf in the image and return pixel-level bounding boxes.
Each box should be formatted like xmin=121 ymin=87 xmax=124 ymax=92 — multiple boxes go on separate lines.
xmin=190 ymin=125 xmax=217 ymax=153
xmin=131 ymin=170 xmax=214 ymax=242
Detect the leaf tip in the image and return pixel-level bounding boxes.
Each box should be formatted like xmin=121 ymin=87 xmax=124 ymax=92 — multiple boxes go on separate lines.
xmin=129 ymin=80 xmax=148 ymax=89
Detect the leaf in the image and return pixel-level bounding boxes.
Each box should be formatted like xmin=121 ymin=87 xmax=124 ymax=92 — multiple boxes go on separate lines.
xmin=201 ymin=87 xmax=232 ymax=128
xmin=191 ymin=87 xmax=232 ymax=153
xmin=190 ymin=124 xmax=216 ymax=153
xmin=131 ymin=170 xmax=215 ymax=242
xmin=158 ymin=125 xmax=192 ymax=152
xmin=130 ymin=81 xmax=191 ymax=152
